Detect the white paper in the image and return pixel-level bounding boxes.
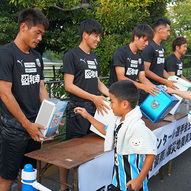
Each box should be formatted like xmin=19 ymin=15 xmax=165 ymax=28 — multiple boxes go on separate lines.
xmin=169 ymin=82 xmax=188 ymax=114
xmin=90 ymin=101 xmax=116 ymax=138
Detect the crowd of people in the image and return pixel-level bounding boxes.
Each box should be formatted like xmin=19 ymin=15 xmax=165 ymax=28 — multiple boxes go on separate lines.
xmin=0 ymin=7 xmax=189 ymax=191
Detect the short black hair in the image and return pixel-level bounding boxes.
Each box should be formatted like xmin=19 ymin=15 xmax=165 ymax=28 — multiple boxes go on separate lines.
xmin=109 ymin=80 xmax=139 ymax=108
xmin=131 ymin=24 xmax=154 ymax=42
xmin=153 ymin=18 xmax=171 ymax=31
xmin=18 ymin=8 xmax=49 ymax=30
xmin=172 ymin=37 xmax=187 ymax=51
xmin=78 ymin=19 xmax=103 ymax=41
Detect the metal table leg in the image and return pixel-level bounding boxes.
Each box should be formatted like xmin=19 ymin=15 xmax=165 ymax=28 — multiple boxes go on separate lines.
xmin=168 ymin=160 xmax=172 ymax=176
xmin=73 ymin=167 xmax=79 ymax=191
xmin=160 ymin=166 xmax=164 ymax=182
xmin=37 ymin=160 xmax=41 ymax=183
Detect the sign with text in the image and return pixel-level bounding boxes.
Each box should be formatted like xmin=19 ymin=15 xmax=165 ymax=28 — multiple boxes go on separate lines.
xmin=149 ymin=116 xmax=191 ymax=177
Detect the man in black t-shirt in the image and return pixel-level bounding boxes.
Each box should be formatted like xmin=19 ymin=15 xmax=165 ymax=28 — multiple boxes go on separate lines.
xmin=141 ymin=18 xmax=178 ymax=102
xmin=108 ymin=24 xmax=160 ymax=104
xmin=165 ymin=37 xmax=189 ymax=82
xmin=60 ymin=19 xmax=109 ymax=191
xmin=0 ymin=8 xmax=49 ymax=191
xmin=143 ymin=18 xmax=177 ymax=87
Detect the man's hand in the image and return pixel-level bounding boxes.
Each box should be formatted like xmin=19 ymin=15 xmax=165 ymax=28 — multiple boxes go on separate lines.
xmin=142 ymin=84 xmax=161 ymax=97
xmin=91 ymin=95 xmax=110 ymax=115
xmin=164 ymin=79 xmax=178 ymax=90
xmin=25 ymin=122 xmax=47 ymax=142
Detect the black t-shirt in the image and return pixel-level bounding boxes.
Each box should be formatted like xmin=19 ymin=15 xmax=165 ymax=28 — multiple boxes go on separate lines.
xmin=143 ymin=40 xmax=165 ymax=85
xmin=108 ymin=45 xmax=144 ymax=86
xmin=62 ymin=46 xmax=100 ymax=102
xmin=0 ymin=42 xmax=44 ymax=140
xmin=165 ymin=53 xmax=183 ymax=77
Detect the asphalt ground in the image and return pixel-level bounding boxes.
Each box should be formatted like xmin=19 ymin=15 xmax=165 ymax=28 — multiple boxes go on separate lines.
xmin=11 ymin=146 xmax=191 ymax=191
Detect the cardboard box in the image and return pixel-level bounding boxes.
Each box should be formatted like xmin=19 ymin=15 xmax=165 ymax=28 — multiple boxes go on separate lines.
xmin=140 ymin=86 xmax=179 ymax=123
xmin=168 ymin=75 xmax=191 ymax=114
xmin=35 ymin=98 xmax=68 ymax=140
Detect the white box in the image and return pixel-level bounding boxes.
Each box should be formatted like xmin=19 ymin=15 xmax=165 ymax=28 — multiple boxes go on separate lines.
xmin=168 ymin=76 xmax=191 ymax=114
xmin=169 ymin=75 xmax=191 ymax=89
xmin=35 ymin=98 xmax=68 ymax=140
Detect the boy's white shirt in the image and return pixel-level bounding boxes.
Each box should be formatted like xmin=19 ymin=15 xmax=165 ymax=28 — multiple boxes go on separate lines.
xmin=104 ymin=106 xmax=157 ymax=155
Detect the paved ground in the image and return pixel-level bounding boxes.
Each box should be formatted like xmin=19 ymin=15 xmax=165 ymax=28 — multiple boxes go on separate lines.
xmin=12 ymin=147 xmax=191 ymax=191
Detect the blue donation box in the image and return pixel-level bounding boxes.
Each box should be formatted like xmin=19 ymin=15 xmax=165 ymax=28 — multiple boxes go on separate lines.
xmin=140 ymin=86 xmax=179 ymax=123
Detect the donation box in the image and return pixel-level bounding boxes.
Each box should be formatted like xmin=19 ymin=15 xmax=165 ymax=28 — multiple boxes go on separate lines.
xmin=140 ymin=86 xmax=179 ymax=123
xmin=35 ymin=98 xmax=68 ymax=140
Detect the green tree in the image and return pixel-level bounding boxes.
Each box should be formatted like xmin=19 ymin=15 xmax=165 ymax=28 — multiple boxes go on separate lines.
xmin=0 ymin=0 xmax=24 ymax=45
xmin=166 ymin=0 xmax=191 ymax=55
xmin=6 ymin=0 xmax=170 ymax=77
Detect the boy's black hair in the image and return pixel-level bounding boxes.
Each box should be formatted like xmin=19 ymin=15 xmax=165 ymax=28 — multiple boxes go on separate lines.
xmin=78 ymin=19 xmax=103 ymax=41
xmin=18 ymin=8 xmax=49 ymax=31
xmin=109 ymin=80 xmax=139 ymax=108
xmin=153 ymin=18 xmax=171 ymax=31
xmin=131 ymin=24 xmax=154 ymax=42
xmin=172 ymin=37 xmax=187 ymax=51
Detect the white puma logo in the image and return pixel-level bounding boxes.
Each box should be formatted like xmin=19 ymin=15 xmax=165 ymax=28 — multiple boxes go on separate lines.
xmin=17 ymin=60 xmax=23 ymax=66
xmin=80 ymin=58 xmax=86 ymax=63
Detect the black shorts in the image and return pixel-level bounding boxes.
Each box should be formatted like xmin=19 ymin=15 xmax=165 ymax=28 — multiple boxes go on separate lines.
xmin=66 ymin=101 xmax=96 ymax=140
xmin=0 ymin=137 xmax=41 ymax=180
xmin=110 ymin=184 xmax=132 ymax=191
xmin=110 ymin=184 xmax=121 ymax=191
xmin=139 ymin=89 xmax=149 ymax=105
xmin=0 ymin=132 xmax=2 ymax=176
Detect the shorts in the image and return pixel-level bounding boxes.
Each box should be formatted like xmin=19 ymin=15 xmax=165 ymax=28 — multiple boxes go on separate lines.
xmin=0 ymin=137 xmax=41 ymax=180
xmin=110 ymin=184 xmax=132 ymax=191
xmin=139 ymin=89 xmax=149 ymax=105
xmin=110 ymin=184 xmax=121 ymax=191
xmin=66 ymin=101 xmax=96 ymax=140
xmin=0 ymin=132 xmax=2 ymax=176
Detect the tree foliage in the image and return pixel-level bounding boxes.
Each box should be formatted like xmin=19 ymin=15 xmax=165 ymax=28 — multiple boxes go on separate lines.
xmin=166 ymin=0 xmax=191 ymax=55
xmin=0 ymin=0 xmax=23 ymax=45
xmin=3 ymin=0 xmax=171 ymax=77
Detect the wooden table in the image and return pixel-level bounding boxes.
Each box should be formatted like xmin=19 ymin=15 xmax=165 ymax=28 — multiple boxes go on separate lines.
xmin=25 ymin=133 xmax=105 ymax=190
xmin=25 ymin=110 xmax=189 ymax=190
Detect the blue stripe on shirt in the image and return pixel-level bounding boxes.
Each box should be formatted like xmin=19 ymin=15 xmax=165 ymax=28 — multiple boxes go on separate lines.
xmin=118 ymin=155 xmax=126 ymax=191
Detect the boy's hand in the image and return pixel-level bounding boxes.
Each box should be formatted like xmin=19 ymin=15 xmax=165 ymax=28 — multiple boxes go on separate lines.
xmin=74 ymin=107 xmax=90 ymax=119
xmin=126 ymin=178 xmax=142 ymax=191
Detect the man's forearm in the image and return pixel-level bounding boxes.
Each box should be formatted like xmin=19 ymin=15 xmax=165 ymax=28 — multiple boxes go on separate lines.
xmin=39 ymin=80 xmax=49 ymax=103
xmin=98 ymin=79 xmax=109 ymax=97
xmin=1 ymin=92 xmax=31 ymax=128
xmin=145 ymin=70 xmax=166 ymax=84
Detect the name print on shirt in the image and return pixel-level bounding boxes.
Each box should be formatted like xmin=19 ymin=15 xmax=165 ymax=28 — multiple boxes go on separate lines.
xmin=157 ymin=49 xmax=165 ymax=65
xmin=21 ymin=74 xmax=40 ymax=86
xmin=87 ymin=60 xmax=97 ymax=69
xmin=20 ymin=60 xmax=41 ymax=86
xmin=126 ymin=59 xmax=139 ymax=76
